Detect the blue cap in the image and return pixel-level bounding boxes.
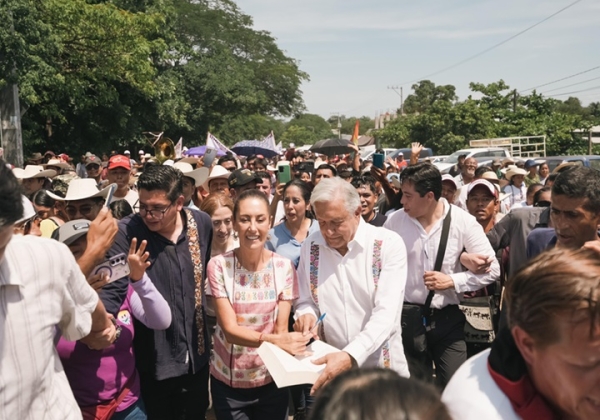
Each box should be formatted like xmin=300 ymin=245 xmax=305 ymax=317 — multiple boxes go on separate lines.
xmin=524 ymin=159 xmax=538 ymax=169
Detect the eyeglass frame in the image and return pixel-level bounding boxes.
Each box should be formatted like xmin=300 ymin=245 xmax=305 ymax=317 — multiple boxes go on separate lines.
xmin=135 ymin=203 xmax=174 ymax=220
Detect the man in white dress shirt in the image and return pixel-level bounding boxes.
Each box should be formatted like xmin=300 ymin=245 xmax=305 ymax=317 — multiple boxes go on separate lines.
xmin=0 ymin=163 xmax=113 ymax=420
xmin=294 ymin=177 xmax=409 ymax=395
xmin=384 ymin=162 xmax=499 ymax=387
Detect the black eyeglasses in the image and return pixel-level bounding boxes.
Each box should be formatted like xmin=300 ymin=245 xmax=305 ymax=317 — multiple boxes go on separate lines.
xmin=135 ymin=203 xmax=173 ymax=220
xmin=535 ymin=200 xmax=551 ymax=208
xmin=65 ymin=202 xmax=101 ymax=219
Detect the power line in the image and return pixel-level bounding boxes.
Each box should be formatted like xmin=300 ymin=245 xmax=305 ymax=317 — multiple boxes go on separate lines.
xmin=546 ymin=85 xmax=600 ymax=97
xmin=394 ymin=0 xmax=583 ymax=87
xmin=520 ymin=65 xmax=600 ymax=93
xmin=540 ymin=75 xmax=600 ymax=94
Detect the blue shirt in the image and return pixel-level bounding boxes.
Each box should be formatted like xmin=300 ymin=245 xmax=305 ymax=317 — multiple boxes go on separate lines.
xmin=266 ymin=220 xmax=320 ymax=268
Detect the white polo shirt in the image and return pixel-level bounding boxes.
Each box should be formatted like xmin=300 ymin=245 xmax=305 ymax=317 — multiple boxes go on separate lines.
xmin=0 ymin=235 xmax=98 ymax=420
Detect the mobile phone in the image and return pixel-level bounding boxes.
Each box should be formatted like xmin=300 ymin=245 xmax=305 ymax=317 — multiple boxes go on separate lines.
xmin=105 ymin=183 xmax=117 ymax=207
xmin=203 ymin=148 xmax=217 ymax=167
xmin=92 ymin=253 xmax=130 ymax=284
xmin=277 ymin=162 xmax=291 ymax=184
xmin=373 ymin=153 xmax=385 ymax=170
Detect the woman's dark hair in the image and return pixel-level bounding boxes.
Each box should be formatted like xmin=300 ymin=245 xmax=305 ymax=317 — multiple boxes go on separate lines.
xmin=233 ymin=189 xmax=270 ymax=219
xmin=0 ymin=161 xmax=24 ymax=228
xmin=309 ymin=368 xmax=451 ymax=420
xmin=400 ymin=162 xmax=442 ymax=200
xmin=109 ymin=199 xmax=134 ymax=220
xmin=137 ymin=165 xmax=183 ymax=203
xmin=283 ymin=179 xmax=313 ymax=219
xmin=533 ymin=186 xmax=552 ymax=207
xmin=32 ymin=189 xmax=56 ymax=208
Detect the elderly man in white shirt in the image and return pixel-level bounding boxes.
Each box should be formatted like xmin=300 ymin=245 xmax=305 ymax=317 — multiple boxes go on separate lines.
xmin=0 ymin=165 xmax=114 ymax=420
xmin=294 ymin=177 xmax=409 ymax=395
xmin=384 ymin=162 xmax=499 ymax=388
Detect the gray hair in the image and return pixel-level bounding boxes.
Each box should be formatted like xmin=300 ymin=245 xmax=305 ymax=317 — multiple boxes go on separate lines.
xmin=310 ymin=177 xmax=361 ymax=216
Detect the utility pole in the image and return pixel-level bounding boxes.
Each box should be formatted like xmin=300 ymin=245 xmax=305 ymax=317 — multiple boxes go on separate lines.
xmin=513 ymin=89 xmax=518 ymax=112
xmin=388 ymin=86 xmax=404 ymax=115
xmin=0 ymin=11 xmax=24 ymax=167
xmin=330 ymin=112 xmax=341 ymax=138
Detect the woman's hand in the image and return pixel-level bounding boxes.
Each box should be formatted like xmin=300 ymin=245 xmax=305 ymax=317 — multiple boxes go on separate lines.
xmin=128 ymin=238 xmax=151 ymax=282
xmin=270 ymin=332 xmax=310 ymax=355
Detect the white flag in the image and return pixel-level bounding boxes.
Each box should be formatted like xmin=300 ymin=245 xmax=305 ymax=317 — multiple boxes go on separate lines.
xmin=174 ymin=137 xmax=183 ymax=159
xmin=263 ymin=131 xmax=277 ymax=150
xmin=207 ymin=132 xmax=235 ymax=156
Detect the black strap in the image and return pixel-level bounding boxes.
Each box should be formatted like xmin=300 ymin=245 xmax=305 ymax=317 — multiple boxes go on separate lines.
xmin=423 ymin=205 xmax=452 ymax=313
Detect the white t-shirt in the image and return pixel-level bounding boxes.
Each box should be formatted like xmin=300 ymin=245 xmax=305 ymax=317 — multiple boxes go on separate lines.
xmin=442 ymin=349 xmax=520 ymax=420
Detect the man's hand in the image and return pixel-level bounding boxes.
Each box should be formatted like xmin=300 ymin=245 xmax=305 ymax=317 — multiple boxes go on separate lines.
xmin=78 ymin=208 xmax=118 ymax=277
xmin=87 ymin=273 xmax=110 ymax=291
xmin=293 ymin=314 xmax=317 ymax=339
xmin=582 ymin=240 xmax=600 ymax=255
xmin=460 ymin=253 xmax=493 ymax=274
xmin=310 ymin=351 xmax=354 ymax=395
xmin=80 ymin=315 xmax=117 ymax=350
xmin=423 ymin=271 xmax=455 ymax=291
xmin=369 ymin=165 xmax=386 ymax=183
xmin=128 ymin=238 xmax=151 ymax=282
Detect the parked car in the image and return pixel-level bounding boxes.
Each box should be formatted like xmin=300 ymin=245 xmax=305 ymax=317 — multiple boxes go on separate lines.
xmin=436 ymin=148 xmax=511 ymax=173
xmin=543 ymin=155 xmax=600 ymax=172
xmin=360 ymin=148 xmax=397 ymax=160
xmin=388 ymin=147 xmax=434 ymax=161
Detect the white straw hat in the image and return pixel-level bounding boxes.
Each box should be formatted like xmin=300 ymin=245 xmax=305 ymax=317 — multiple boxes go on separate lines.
xmin=43 ymin=158 xmax=71 ymax=170
xmin=173 ymin=162 xmax=209 ymax=187
xmin=13 ymin=165 xmax=57 ymax=179
xmin=202 ymin=165 xmax=230 ymax=191
xmin=46 ymin=178 xmax=116 ymax=201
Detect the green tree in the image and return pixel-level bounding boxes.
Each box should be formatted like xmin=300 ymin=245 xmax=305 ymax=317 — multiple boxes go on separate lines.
xmin=214 ymin=114 xmax=285 ymax=146
xmin=403 ymin=80 xmax=457 ymax=114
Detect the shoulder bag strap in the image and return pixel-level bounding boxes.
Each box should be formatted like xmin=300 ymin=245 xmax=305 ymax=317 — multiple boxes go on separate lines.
xmin=423 ymin=205 xmax=452 ymax=312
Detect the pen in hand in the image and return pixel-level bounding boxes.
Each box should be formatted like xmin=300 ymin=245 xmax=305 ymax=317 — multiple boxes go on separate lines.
xmin=305 ymin=313 xmax=326 ymax=343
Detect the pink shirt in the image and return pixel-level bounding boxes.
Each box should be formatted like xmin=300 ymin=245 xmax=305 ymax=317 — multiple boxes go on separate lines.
xmin=207 ymin=251 xmax=298 ymax=389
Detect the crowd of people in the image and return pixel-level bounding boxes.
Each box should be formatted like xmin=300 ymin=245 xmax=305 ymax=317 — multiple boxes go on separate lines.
xmin=1 ymin=142 xmax=599 ymax=420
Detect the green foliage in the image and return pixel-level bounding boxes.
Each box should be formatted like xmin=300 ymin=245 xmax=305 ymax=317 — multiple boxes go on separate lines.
xmin=213 ymin=114 xmax=285 ymax=145
xmin=2 ymin=0 xmax=308 ymax=156
xmin=376 ymin=79 xmax=599 ymax=156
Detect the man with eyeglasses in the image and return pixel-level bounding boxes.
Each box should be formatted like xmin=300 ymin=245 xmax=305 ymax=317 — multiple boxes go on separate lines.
xmin=103 ymin=165 xmax=214 ymax=420
xmin=48 ymin=179 xmax=115 ymax=222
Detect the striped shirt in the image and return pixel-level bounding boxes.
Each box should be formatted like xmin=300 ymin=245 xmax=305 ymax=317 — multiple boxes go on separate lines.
xmin=0 ymin=235 xmax=98 ymax=420
xmin=206 ymin=251 xmax=297 ymax=389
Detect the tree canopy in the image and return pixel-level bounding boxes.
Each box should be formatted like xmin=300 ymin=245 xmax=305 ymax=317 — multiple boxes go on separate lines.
xmin=1 ymin=0 xmax=308 ymax=154
xmin=376 ymin=80 xmax=600 ymax=156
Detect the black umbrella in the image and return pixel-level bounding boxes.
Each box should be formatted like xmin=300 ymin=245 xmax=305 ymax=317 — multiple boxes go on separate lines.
xmin=310 ymin=138 xmax=354 ymax=156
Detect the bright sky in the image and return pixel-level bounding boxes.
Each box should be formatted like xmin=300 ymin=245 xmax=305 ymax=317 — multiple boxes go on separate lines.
xmin=234 ymin=0 xmax=600 ymax=119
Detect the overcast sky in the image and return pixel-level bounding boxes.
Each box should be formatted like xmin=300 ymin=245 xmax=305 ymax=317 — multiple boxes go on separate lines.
xmin=234 ymin=0 xmax=600 ymax=119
